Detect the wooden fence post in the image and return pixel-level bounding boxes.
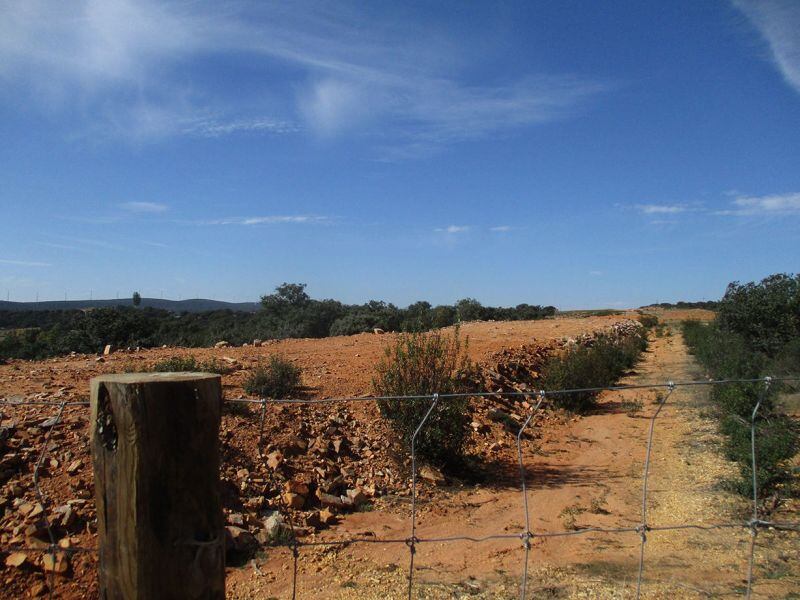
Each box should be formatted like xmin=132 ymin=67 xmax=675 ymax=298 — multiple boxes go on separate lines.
xmin=90 ymin=373 xmax=225 ymax=600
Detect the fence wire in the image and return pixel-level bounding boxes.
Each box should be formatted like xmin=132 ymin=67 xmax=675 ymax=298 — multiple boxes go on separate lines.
xmin=1 ymin=376 xmax=799 ymax=599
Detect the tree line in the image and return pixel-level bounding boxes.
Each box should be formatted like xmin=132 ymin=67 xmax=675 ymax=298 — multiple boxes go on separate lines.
xmin=0 ymin=283 xmax=556 ymax=360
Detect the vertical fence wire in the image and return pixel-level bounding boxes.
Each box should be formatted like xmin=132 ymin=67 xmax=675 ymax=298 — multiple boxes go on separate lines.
xmin=31 ymin=401 xmax=67 ymax=600
xmin=256 ymin=397 xmax=299 ymax=600
xmin=517 ymin=391 xmax=545 ymax=599
xmin=635 ymin=382 xmax=675 ymax=599
xmin=407 ymin=393 xmax=439 ymax=600
xmin=745 ymin=376 xmax=771 ymax=599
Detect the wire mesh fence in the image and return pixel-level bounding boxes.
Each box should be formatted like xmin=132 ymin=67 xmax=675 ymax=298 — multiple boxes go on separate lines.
xmin=1 ymin=376 xmax=799 ymax=599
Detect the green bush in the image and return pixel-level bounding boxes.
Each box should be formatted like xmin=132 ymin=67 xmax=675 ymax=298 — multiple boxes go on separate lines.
xmin=373 ymin=328 xmax=476 ymax=467
xmin=540 ymin=331 xmax=647 ymax=412
xmin=637 ymin=313 xmax=660 ymax=329
xmin=244 ymin=355 xmax=302 ymax=399
xmin=150 ymin=355 xmax=232 ymax=375
xmin=682 ymin=289 xmax=800 ymax=500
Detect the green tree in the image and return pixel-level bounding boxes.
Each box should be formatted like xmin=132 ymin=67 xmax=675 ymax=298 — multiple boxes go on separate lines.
xmin=132 ymin=291 xmax=141 ymax=307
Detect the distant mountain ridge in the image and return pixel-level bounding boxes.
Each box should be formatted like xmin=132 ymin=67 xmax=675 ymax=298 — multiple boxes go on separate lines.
xmin=0 ymin=298 xmax=262 ymax=313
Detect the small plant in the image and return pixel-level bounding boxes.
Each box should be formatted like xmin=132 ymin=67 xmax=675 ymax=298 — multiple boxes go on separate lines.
xmin=149 ymin=355 xmax=232 ymax=375
xmin=244 ymin=355 xmax=302 ymax=399
xmin=637 ymin=313 xmax=660 ymax=329
xmin=589 ymin=496 xmax=609 ymax=514
xmin=373 ymin=327 xmax=476 ymax=467
xmin=559 ymin=504 xmax=586 ymax=530
xmin=621 ymin=397 xmax=643 ymax=417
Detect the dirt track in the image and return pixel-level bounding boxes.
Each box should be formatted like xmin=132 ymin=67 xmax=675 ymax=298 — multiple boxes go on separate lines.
xmin=227 ymin=318 xmax=799 ymax=599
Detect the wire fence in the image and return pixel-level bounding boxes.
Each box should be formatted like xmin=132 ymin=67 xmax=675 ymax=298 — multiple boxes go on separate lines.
xmin=1 ymin=376 xmax=799 ymax=599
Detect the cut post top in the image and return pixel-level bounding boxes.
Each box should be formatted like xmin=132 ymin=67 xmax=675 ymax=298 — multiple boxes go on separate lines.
xmin=91 ymin=372 xmax=221 ymax=385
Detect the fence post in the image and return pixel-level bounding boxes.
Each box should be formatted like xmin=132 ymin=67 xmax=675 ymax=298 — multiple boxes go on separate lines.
xmin=90 ymin=373 xmax=225 ymax=600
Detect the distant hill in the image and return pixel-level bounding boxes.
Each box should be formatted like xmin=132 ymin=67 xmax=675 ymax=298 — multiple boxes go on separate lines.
xmin=0 ymin=298 xmax=262 ymax=313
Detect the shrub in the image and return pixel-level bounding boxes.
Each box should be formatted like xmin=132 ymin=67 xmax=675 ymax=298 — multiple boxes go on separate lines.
xmin=540 ymin=331 xmax=647 ymax=412
xmin=682 ymin=305 xmax=799 ymax=500
xmin=373 ymin=328 xmax=476 ymax=467
xmin=150 ymin=355 xmax=232 ymax=375
xmin=244 ymin=355 xmax=302 ymax=399
xmin=637 ymin=313 xmax=660 ymax=329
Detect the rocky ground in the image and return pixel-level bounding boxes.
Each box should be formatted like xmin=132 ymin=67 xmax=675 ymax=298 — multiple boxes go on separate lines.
xmin=3 ymin=310 xmax=793 ymax=599
xmin=0 ymin=314 xmax=635 ymax=599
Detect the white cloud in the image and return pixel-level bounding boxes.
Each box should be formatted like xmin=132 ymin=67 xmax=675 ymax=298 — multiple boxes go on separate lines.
xmin=0 ymin=1 xmax=608 ymax=151
xmin=589 ymin=270 xmax=603 ymax=277
xmin=490 ymin=225 xmax=512 ymax=232
xmin=121 ymin=201 xmax=168 ymax=213
xmin=634 ymin=204 xmax=689 ymax=215
xmin=0 ymin=258 xmax=51 ymax=267
xmin=717 ymin=192 xmax=800 ymax=216
xmin=434 ymin=225 xmax=470 ymax=234
xmin=734 ymin=0 xmax=800 ymax=95
xmin=200 ymin=215 xmax=329 ymax=226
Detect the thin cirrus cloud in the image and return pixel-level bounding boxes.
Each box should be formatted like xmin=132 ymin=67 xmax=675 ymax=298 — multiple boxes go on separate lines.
xmin=198 ymin=215 xmax=329 ymax=226
xmin=0 ymin=1 xmax=608 ymax=153
xmin=434 ymin=225 xmax=470 ymax=234
xmin=716 ymin=192 xmax=800 ymax=216
xmin=734 ymin=0 xmax=800 ymax=95
xmin=0 ymin=258 xmax=52 ymax=267
xmin=121 ymin=201 xmax=168 ymax=213
xmin=634 ymin=203 xmax=690 ymax=215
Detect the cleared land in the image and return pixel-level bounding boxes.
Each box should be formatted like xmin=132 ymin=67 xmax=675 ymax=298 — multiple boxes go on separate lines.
xmin=0 ymin=309 xmax=797 ymax=599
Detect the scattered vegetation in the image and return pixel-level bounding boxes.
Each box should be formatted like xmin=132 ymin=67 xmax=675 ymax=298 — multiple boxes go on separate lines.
xmin=244 ymin=355 xmax=303 ymax=399
xmin=682 ymin=273 xmax=799 ymax=500
xmin=539 ymin=329 xmax=648 ymax=412
xmin=373 ymin=328 xmax=477 ymax=467
xmin=0 ymin=283 xmax=556 ymax=360
xmin=149 ymin=355 xmax=232 ymax=374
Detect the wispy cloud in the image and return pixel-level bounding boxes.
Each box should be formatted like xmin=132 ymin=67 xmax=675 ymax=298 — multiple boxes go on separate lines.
xmin=589 ymin=270 xmax=604 ymax=277
xmin=634 ymin=203 xmax=690 ymax=215
xmin=121 ymin=201 xmax=168 ymax=213
xmin=0 ymin=1 xmax=608 ymax=152
xmin=490 ymin=225 xmax=513 ymax=232
xmin=199 ymin=215 xmax=329 ymax=226
xmin=734 ymin=0 xmax=800 ymax=95
xmin=0 ymin=258 xmax=51 ymax=267
xmin=434 ymin=225 xmax=470 ymax=234
xmin=716 ymin=192 xmax=800 ymax=216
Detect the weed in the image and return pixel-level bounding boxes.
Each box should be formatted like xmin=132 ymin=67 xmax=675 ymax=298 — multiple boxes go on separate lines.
xmin=373 ymin=327 xmax=476 ymax=467
xmin=244 ymin=355 xmax=303 ymax=399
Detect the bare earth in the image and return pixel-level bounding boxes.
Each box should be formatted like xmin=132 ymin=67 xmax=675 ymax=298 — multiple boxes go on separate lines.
xmin=1 ymin=309 xmax=797 ymax=598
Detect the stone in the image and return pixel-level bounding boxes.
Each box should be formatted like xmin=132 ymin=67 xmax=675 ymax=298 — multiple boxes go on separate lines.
xmin=214 ymin=341 xmax=230 ymax=348
xmin=95 ymin=356 xmax=105 ymax=363
xmin=266 ymin=451 xmax=283 ymax=470
xmin=5 ymin=552 xmax=27 ymax=568
xmin=284 ymin=480 xmax=310 ymax=496
xmin=305 ymin=511 xmax=322 ymax=529
xmin=41 ymin=552 xmax=69 ymax=575
xmin=227 ymin=513 xmax=244 ymax=526
xmin=29 ymin=582 xmax=47 ymax=597
xmin=252 ymin=339 xmax=263 ymax=347
xmin=319 ymin=508 xmax=337 ymax=525
xmin=103 ymin=344 xmax=112 ymax=356
xmin=282 ymin=436 xmax=307 ymax=457
xmin=315 ymin=490 xmax=345 ymax=509
xmin=262 ymin=512 xmax=289 ymax=542
xmin=225 ymin=526 xmax=256 ymax=553
xmin=344 ymin=488 xmax=366 ymax=507
xmin=66 ymin=459 xmax=82 ymax=474
xmin=282 ymin=492 xmax=305 ymax=510
xmin=222 ymin=356 xmax=237 ymax=365
xmin=373 ymin=328 xmax=385 ymax=335
xmin=419 ymin=465 xmax=446 ymax=486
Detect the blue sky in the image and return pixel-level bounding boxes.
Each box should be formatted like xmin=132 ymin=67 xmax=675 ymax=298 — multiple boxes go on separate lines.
xmin=0 ymin=1 xmax=798 ymax=309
